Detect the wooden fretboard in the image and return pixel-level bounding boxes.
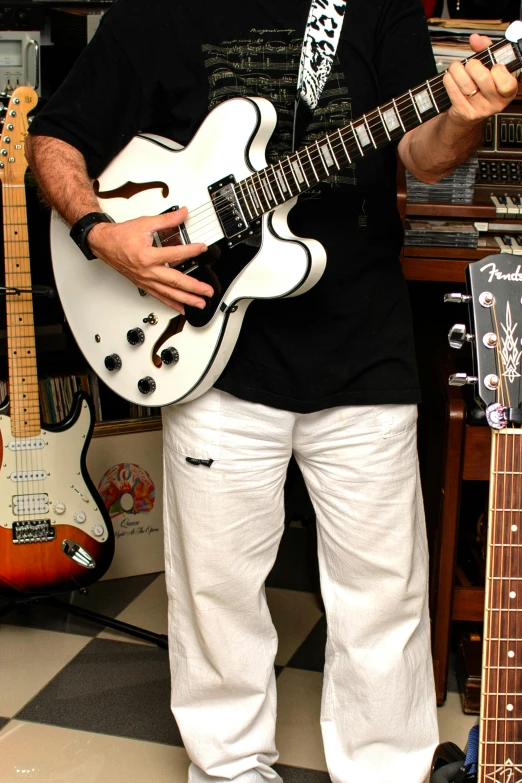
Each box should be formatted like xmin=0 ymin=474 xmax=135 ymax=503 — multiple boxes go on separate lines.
xmin=480 ymin=429 xmax=522 ymax=782
xmin=234 ymin=39 xmax=522 ymax=222
xmin=3 ymin=183 xmax=40 ymax=437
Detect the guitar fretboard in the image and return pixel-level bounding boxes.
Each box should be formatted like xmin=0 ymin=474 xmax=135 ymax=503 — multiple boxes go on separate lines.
xmin=3 ymin=184 xmax=40 ymax=437
xmin=480 ymin=429 xmax=522 ymax=783
xmin=234 ymin=39 xmax=522 ymax=221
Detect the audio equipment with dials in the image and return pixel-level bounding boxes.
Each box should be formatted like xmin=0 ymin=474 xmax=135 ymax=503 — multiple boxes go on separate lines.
xmin=0 ymin=30 xmax=39 ymax=95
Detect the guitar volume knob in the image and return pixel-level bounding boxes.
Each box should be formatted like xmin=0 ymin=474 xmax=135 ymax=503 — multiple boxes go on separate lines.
xmin=104 ymin=354 xmax=122 ymax=371
xmin=127 ymin=327 xmax=145 ymax=345
xmin=161 ymin=347 xmax=179 ymax=365
xmin=138 ymin=376 xmax=156 ymax=395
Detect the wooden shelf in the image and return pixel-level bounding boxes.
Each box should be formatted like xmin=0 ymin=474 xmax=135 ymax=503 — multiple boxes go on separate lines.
xmin=453 ymin=586 xmax=485 ymax=623
xmin=401 ymin=256 xmax=469 ymax=282
xmin=93 ymin=417 xmax=162 ymax=438
xmin=406 ymin=202 xmax=497 ymax=219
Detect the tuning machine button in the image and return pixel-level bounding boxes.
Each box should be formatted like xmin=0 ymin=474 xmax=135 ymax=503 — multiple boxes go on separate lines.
xmin=444 ymin=293 xmax=471 ymax=304
xmin=138 ymin=376 xmax=156 ymax=395
xmin=448 ymin=324 xmax=474 ymax=349
xmin=449 ymin=373 xmax=478 ymax=387
xmin=104 ymin=354 xmax=122 ymax=372
xmin=127 ymin=327 xmax=145 ymax=345
xmin=161 ymin=347 xmax=179 ymax=365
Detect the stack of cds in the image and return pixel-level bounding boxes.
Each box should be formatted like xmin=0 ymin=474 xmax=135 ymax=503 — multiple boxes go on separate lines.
xmin=428 ymin=18 xmax=508 ymax=71
xmin=406 ymin=157 xmax=478 ymax=204
xmin=404 ymin=219 xmax=479 ymax=248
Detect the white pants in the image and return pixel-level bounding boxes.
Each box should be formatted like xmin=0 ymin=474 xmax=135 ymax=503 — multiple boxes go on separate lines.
xmin=162 ymin=390 xmax=438 ymax=783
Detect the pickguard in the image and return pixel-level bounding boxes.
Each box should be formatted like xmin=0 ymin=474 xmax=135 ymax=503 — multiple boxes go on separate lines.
xmin=184 ymin=235 xmax=261 ymax=327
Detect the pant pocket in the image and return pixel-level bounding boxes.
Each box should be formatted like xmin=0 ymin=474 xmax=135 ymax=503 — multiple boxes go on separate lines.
xmin=162 ymin=388 xmax=222 ymax=461
xmin=374 ymin=404 xmax=418 ymax=440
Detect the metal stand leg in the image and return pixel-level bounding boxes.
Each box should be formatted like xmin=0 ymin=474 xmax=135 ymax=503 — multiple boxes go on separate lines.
xmin=0 ymin=593 xmax=168 ymax=649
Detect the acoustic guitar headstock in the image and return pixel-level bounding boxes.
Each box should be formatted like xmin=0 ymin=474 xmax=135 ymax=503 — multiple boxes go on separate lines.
xmin=446 ymin=253 xmax=522 ymax=429
xmin=0 ymin=86 xmax=38 ymax=186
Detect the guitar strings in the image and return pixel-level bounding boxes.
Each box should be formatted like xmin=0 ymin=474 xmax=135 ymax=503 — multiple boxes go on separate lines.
xmin=151 ymin=41 xmax=513 ymax=252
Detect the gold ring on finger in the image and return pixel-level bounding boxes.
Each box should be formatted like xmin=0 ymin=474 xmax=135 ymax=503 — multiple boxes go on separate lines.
xmin=464 ymin=89 xmax=478 ymax=99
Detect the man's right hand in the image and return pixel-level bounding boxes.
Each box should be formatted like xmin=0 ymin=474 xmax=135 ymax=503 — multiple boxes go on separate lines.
xmin=88 ymin=207 xmax=213 ymax=314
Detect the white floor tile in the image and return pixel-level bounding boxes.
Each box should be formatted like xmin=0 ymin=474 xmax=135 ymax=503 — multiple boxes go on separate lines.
xmin=276 ymin=668 xmax=327 ymax=772
xmin=0 ymin=625 xmax=90 ymax=717
xmin=437 ymin=691 xmax=477 ymax=751
xmin=0 ymin=721 xmax=190 ymax=783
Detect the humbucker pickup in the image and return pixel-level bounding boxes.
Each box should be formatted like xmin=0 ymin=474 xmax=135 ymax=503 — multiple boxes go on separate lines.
xmin=12 ymin=520 xmax=55 ymax=544
xmin=209 ymin=174 xmax=256 ymax=248
xmin=12 ymin=493 xmax=49 ymax=516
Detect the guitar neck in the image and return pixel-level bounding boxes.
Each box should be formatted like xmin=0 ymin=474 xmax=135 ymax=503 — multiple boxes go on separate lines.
xmin=3 ymin=183 xmax=40 ymax=437
xmin=479 ymin=429 xmax=522 ymax=782
xmin=235 ymin=38 xmax=522 ymax=220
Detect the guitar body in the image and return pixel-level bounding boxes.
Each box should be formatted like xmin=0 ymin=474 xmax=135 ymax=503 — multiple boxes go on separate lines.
xmin=0 ymin=392 xmax=114 ymax=595
xmin=50 ymin=96 xmax=327 ymax=407
xmin=430 ymin=742 xmax=472 ymax=782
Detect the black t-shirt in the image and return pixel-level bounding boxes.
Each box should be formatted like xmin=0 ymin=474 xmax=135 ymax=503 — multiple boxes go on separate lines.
xmin=30 ymin=0 xmax=437 ymax=413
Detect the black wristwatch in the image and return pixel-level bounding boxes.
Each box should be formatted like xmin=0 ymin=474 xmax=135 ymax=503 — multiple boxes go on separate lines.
xmin=70 ymin=212 xmax=115 ymax=260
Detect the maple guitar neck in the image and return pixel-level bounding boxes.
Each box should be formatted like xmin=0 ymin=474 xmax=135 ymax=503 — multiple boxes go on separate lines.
xmin=2 ymin=111 xmax=40 ymax=438
xmin=480 ymin=430 xmax=522 ymax=783
xmin=233 ymin=38 xmax=522 ymax=222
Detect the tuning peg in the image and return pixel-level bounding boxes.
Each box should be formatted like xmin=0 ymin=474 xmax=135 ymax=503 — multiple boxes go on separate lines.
xmin=448 ymin=324 xmax=474 ymax=349
xmin=449 ymin=373 xmax=478 ymax=387
xmin=444 ymin=293 xmax=471 ymax=304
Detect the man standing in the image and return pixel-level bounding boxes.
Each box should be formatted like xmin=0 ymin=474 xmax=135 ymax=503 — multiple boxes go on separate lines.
xmin=26 ymin=1 xmax=517 ymax=781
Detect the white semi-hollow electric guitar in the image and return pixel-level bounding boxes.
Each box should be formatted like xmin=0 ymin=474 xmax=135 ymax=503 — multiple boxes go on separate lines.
xmin=50 ymin=22 xmax=522 ymax=407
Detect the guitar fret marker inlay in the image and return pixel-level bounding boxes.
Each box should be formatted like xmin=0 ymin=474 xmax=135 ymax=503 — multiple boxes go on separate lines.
xmin=415 ymin=89 xmax=433 ymax=113
xmin=383 ymin=107 xmax=401 ymax=132
xmin=355 ymin=123 xmax=371 ymax=148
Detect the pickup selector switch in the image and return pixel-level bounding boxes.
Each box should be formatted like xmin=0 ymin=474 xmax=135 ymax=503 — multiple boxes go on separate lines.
xmin=161 ymin=347 xmax=179 ymax=365
xmin=127 ymin=327 xmax=145 ymax=345
xmin=138 ymin=376 xmax=156 ymax=395
xmin=104 ymin=354 xmax=122 ymax=372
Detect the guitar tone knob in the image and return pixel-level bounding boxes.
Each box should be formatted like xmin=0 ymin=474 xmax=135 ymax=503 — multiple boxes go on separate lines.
xmin=127 ymin=327 xmax=145 ymax=346
xmin=104 ymin=354 xmax=122 ymax=372
xmin=74 ymin=511 xmax=87 ymax=525
xmin=138 ymin=376 xmax=156 ymax=395
xmin=53 ymin=501 xmax=66 ymax=515
xmin=91 ymin=525 xmax=104 ymax=538
xmin=161 ymin=347 xmax=179 ymax=365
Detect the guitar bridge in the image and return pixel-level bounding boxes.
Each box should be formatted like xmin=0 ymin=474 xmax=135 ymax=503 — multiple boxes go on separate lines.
xmin=12 ymin=520 xmax=55 ymax=544
xmin=209 ymin=175 xmax=254 ymax=248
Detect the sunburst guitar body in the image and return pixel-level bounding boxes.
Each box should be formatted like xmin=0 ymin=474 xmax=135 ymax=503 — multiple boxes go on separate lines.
xmin=0 ymin=87 xmax=114 ymax=595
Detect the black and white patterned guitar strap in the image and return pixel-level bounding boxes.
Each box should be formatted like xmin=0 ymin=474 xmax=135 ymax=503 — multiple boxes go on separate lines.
xmin=293 ymin=0 xmax=347 ymax=150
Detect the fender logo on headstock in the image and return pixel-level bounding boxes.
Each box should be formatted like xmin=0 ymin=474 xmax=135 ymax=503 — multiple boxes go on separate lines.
xmin=481 ymin=261 xmax=522 ymax=283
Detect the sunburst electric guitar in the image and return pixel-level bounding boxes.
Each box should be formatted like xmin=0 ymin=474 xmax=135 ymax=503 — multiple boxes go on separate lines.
xmin=0 ymin=86 xmax=114 ymax=595
xmin=51 ymin=23 xmax=522 ymax=408
xmin=431 ymin=254 xmax=522 ymax=782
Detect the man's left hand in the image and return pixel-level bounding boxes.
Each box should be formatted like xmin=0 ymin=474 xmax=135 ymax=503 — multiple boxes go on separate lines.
xmin=443 ymin=34 xmax=519 ymax=127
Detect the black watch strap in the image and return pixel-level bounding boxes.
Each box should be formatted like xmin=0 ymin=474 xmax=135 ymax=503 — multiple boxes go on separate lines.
xmin=70 ymin=212 xmax=115 ymax=260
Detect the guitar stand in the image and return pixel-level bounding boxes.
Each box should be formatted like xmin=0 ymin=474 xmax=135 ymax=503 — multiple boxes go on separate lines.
xmin=0 ymin=590 xmax=168 ymax=648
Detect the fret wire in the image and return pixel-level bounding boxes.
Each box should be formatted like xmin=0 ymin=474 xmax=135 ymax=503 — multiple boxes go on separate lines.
xmin=392 ymin=98 xmax=406 ymax=133
xmin=363 ymin=116 xmax=377 ymax=149
xmin=426 ymin=80 xmax=440 ymax=114
xmin=283 ymin=156 xmax=301 ymax=191
xmin=409 ymin=90 xmax=422 ymax=124
xmin=268 ymin=166 xmax=283 ymax=201
xmin=237 ymin=181 xmax=253 ymax=222
xmin=325 ymin=135 xmax=340 ymax=170
xmin=315 ymin=141 xmax=330 ymax=175
xmin=254 ymin=173 xmax=271 ymax=211
xmin=259 ymin=170 xmax=275 ymax=205
xmin=337 ymin=129 xmax=352 ymax=164
xmin=350 ymin=122 xmax=364 ymax=156
xmin=293 ymin=153 xmax=310 ymax=187
xmin=377 ymin=107 xmax=391 ymax=142
xmin=305 ymin=147 xmax=319 ymax=181
xmin=277 ymin=161 xmax=293 ymax=195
